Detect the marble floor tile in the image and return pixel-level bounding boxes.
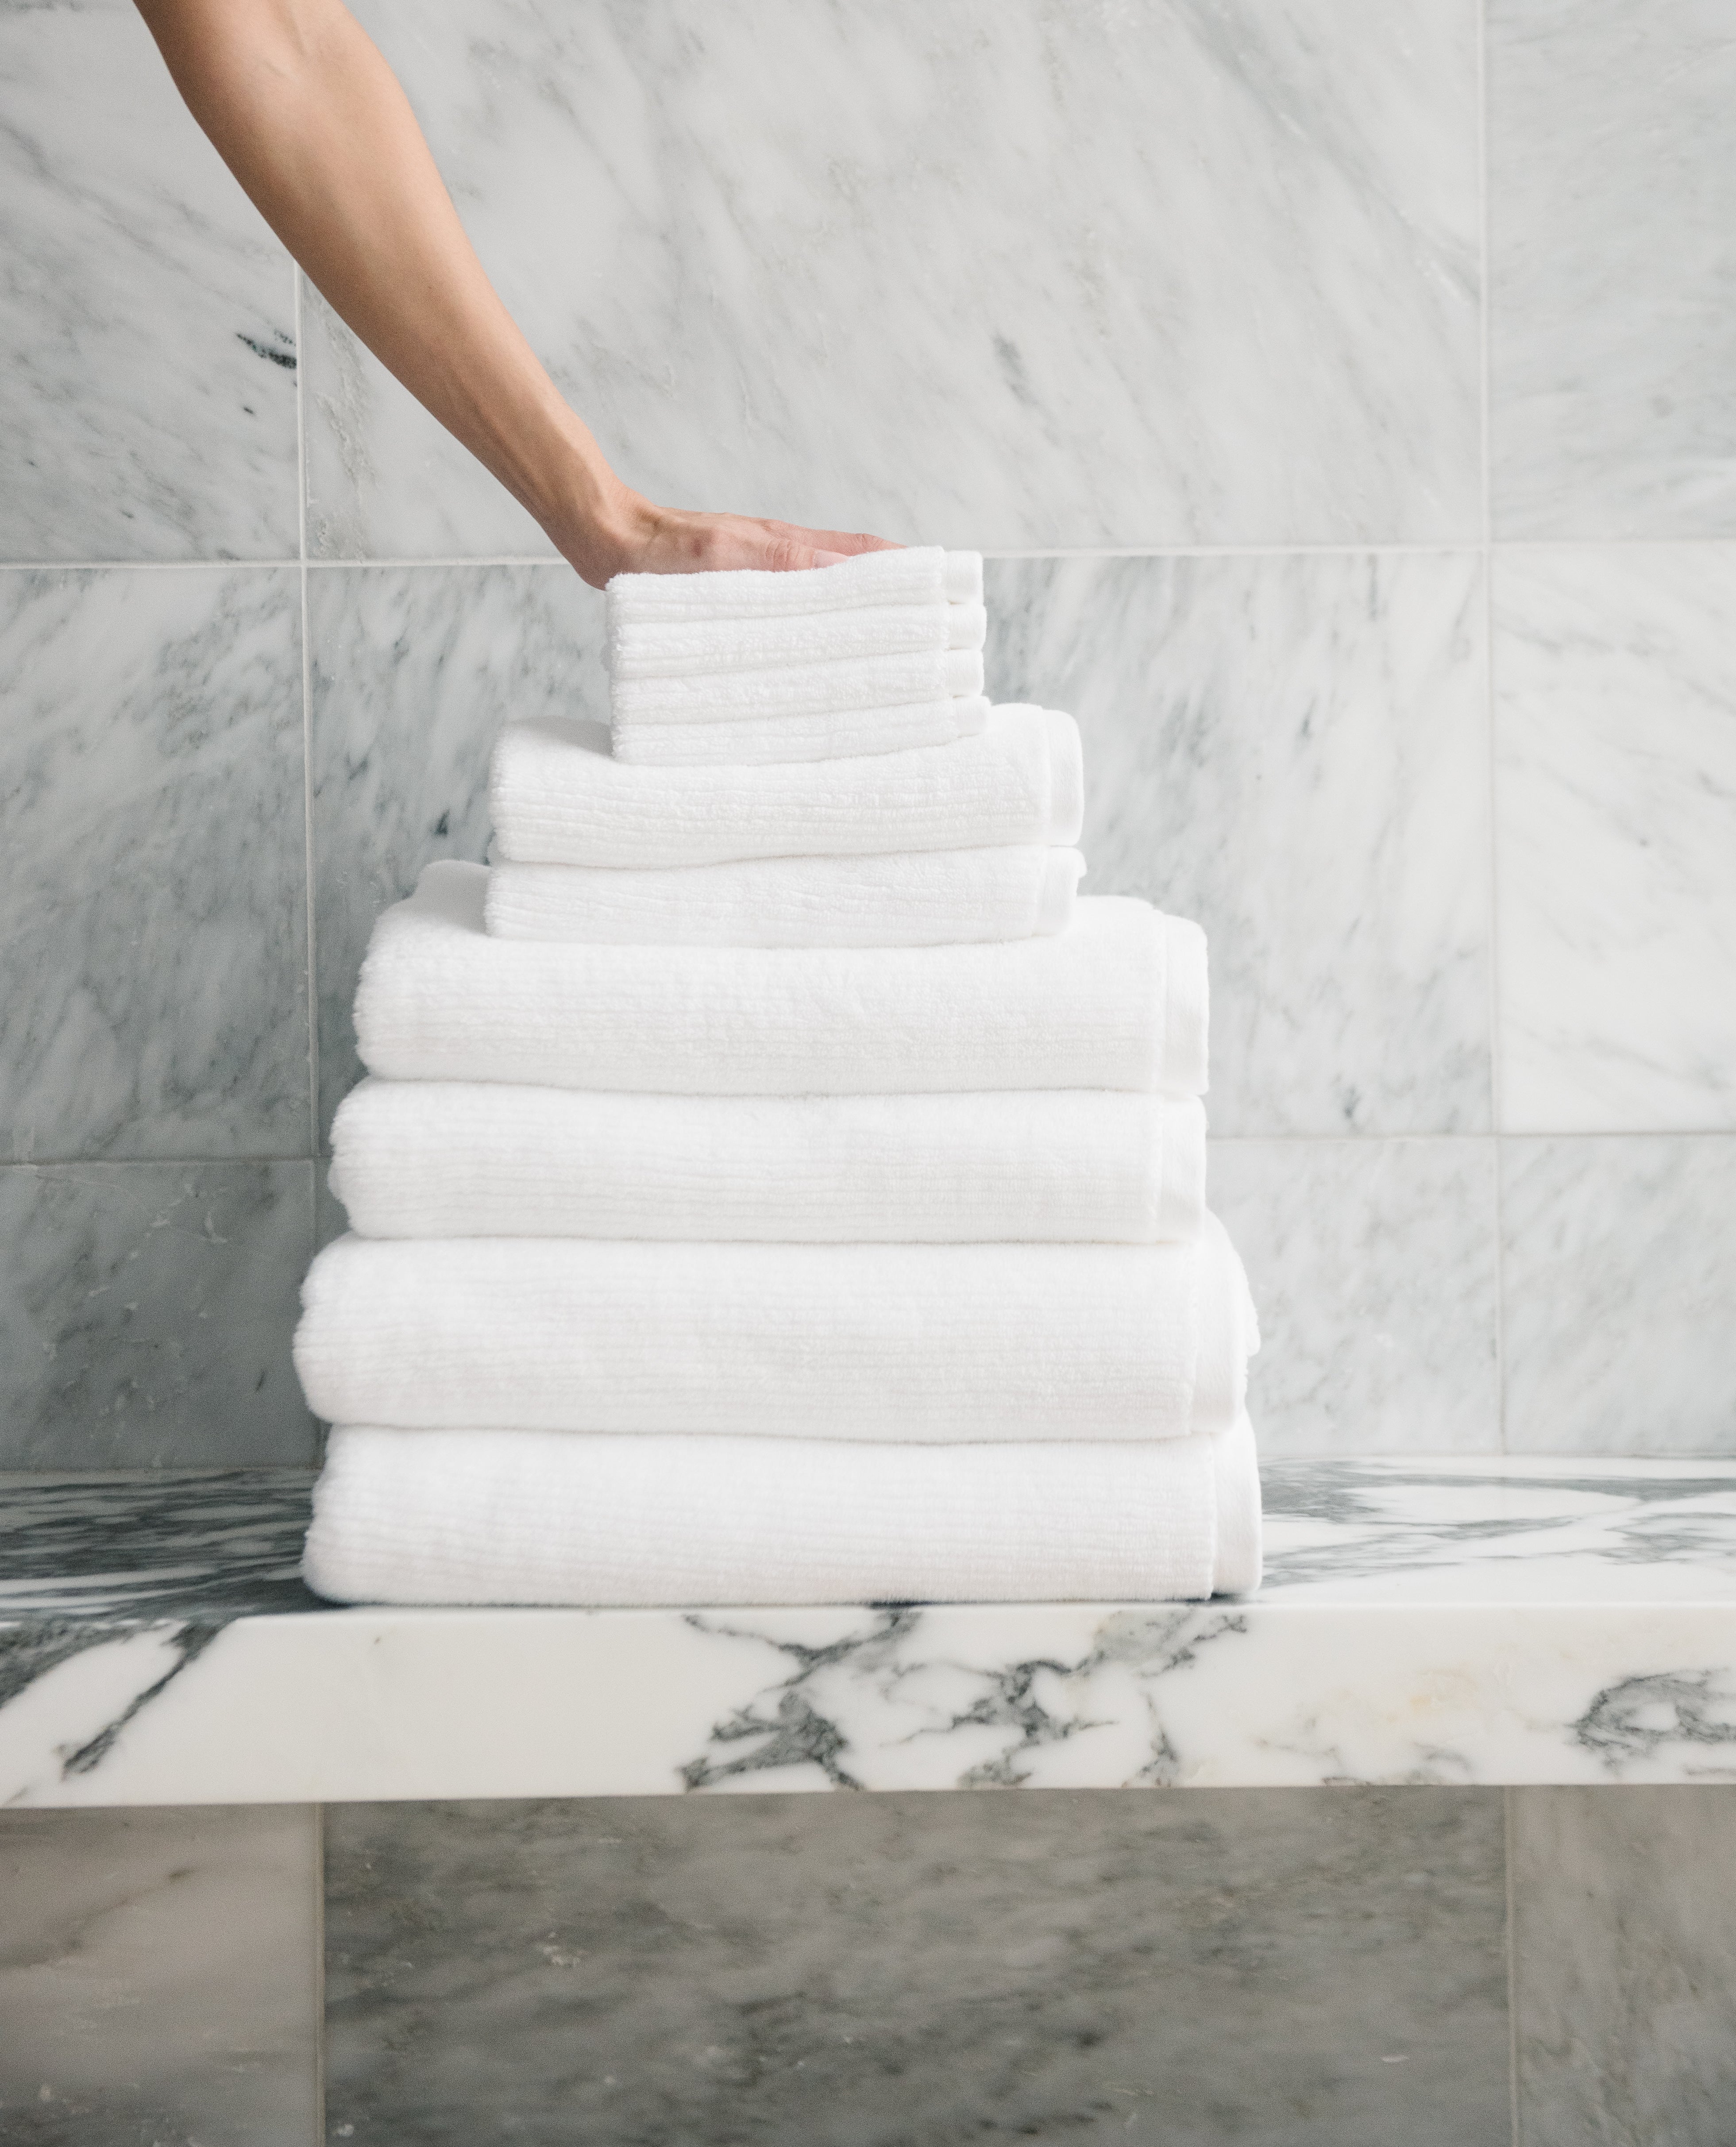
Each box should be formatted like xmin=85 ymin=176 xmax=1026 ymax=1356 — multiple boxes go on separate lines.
xmin=0 ymin=1804 xmax=319 ymax=2147
xmin=303 ymin=0 xmax=1479 ymax=556
xmin=0 ymin=568 xmax=311 ymax=1162
xmin=1490 ymin=1 xmax=1736 ymax=538
xmin=0 ymin=3 xmax=299 ymax=561
xmin=326 ymin=1787 xmax=1511 ymax=2147
xmin=1210 ymin=1137 xmax=1500 ymax=1456
xmin=1501 ymin=1137 xmax=1736 ymax=1454
xmin=1493 ymin=547 xmax=1736 ymax=1134
xmin=308 ymin=564 xmax=603 ymax=1140
xmin=988 ymin=553 xmax=1492 ymax=1137
xmin=0 ymin=1161 xmax=316 ymax=1469
xmin=1512 ymin=1787 xmax=1736 ymax=2146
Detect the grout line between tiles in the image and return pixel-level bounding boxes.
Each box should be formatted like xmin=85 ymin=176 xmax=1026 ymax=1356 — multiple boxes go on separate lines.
xmin=1505 ymin=1785 xmax=1524 ymax=2147
xmin=312 ymin=1800 xmax=327 ymax=2147
xmin=295 ymin=266 xmax=320 ymax=1161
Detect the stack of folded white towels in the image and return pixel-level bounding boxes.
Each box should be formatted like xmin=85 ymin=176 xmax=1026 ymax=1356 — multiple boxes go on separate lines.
xmin=293 ymin=546 xmax=1263 ymax=1607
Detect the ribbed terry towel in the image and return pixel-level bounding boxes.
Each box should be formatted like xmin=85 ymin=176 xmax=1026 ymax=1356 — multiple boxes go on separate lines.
xmin=490 ymin=707 xmax=1083 ymax=870
xmin=328 ymin=1081 xmax=1208 ymax=1244
xmin=613 ymin=693 xmax=988 ymax=767
xmin=609 ymin=602 xmax=987 ymax=681
xmin=301 ymin=1415 xmax=1262 ymax=1607
xmin=293 ymin=1219 xmax=1257 ymax=1443
xmin=613 ymin=648 xmax=986 ymax=729
xmin=483 ymin=845 xmax=1086 ymax=947
xmin=606 ymin=545 xmax=983 ymax=624
xmin=355 ymin=862 xmax=1208 ymax=1096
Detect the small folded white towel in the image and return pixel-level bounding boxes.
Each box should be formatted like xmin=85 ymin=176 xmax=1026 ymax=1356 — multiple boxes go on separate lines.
xmin=613 ymin=694 xmax=988 ymax=767
xmin=490 ymin=707 xmax=1082 ymax=869
xmin=613 ymin=648 xmax=987 ymax=730
xmin=293 ymin=1219 xmax=1257 ymax=1443
xmin=606 ymin=545 xmax=983 ymax=625
xmin=301 ymin=1414 xmax=1262 ymax=1607
xmin=483 ymin=845 xmax=1086 ymax=947
xmin=355 ymin=862 xmax=1208 ymax=1097
xmin=328 ymin=1081 xmax=1208 ymax=1244
xmin=609 ymin=602 xmax=987 ymax=681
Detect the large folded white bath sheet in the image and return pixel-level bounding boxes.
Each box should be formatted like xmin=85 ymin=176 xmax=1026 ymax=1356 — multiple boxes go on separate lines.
xmin=328 ymin=1081 xmax=1208 ymax=1244
xmin=490 ymin=708 xmax=1083 ymax=870
xmin=609 ymin=602 xmax=987 ymax=681
xmin=613 ymin=648 xmax=986 ymax=729
xmin=293 ymin=1221 xmax=1257 ymax=1442
xmin=355 ymin=863 xmax=1208 ymax=1096
xmin=612 ymin=694 xmax=988 ymax=767
xmin=606 ymin=545 xmax=983 ymax=625
xmin=301 ymin=1415 xmax=1262 ymax=1607
xmin=483 ymin=845 xmax=1086 ymax=948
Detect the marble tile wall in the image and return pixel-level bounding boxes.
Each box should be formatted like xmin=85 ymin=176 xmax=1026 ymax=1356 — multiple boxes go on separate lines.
xmin=3 ymin=0 xmax=1733 ymax=1461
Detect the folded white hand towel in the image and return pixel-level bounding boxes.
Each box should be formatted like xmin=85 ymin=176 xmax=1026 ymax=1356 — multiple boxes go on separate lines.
xmin=483 ymin=845 xmax=1085 ymax=948
xmin=355 ymin=862 xmax=1209 ymax=1096
xmin=293 ymin=1218 xmax=1257 ymax=1442
xmin=613 ymin=648 xmax=986 ymax=730
xmin=490 ymin=707 xmax=1082 ymax=869
xmin=607 ymin=546 xmax=983 ymax=624
xmin=301 ymin=1415 xmax=1262 ymax=1607
xmin=328 ymin=1081 xmax=1208 ymax=1244
xmin=613 ymin=695 xmax=988 ymax=767
xmin=609 ymin=602 xmax=987 ymax=681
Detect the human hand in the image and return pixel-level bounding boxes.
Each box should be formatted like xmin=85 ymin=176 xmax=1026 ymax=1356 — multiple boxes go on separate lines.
xmin=559 ymin=486 xmax=901 ymax=586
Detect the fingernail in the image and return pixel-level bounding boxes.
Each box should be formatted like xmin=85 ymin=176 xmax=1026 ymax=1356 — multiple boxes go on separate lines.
xmin=812 ymin=549 xmax=848 ymax=566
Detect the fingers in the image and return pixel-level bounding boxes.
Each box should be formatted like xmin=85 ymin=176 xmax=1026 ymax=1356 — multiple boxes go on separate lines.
xmin=764 ymin=521 xmax=902 ymax=558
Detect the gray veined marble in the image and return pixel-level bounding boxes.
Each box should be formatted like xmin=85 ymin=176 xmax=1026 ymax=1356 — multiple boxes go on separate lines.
xmin=0 ymin=568 xmax=311 ymax=1163
xmin=986 ymin=551 xmax=1493 ymax=1137
xmin=0 ymin=2 xmax=300 ymax=561
xmin=303 ymin=0 xmax=1481 ymax=555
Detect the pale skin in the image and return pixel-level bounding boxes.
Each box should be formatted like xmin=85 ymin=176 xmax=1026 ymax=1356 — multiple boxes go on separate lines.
xmin=134 ymin=0 xmax=896 ymax=585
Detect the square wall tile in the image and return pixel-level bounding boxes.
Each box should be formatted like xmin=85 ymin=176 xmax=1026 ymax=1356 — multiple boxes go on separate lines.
xmin=305 ymin=0 xmax=1480 ymax=556
xmin=308 ymin=564 xmax=604 ymax=1140
xmin=0 ymin=1161 xmax=316 ymax=1469
xmin=0 ymin=4 xmax=299 ymax=560
xmin=988 ymin=552 xmax=1492 ymax=1136
xmin=1491 ymin=0 xmax=1736 ymax=537
xmin=1494 ymin=547 xmax=1736 ymax=1133
xmin=326 ymin=1788 xmax=1510 ymax=2146
xmin=0 ymin=569 xmax=311 ymax=1162
xmin=1512 ymin=1787 xmax=1736 ymax=2146
xmin=1211 ymin=1138 xmax=1500 ymax=1456
xmin=1501 ymin=1137 xmax=1736 ymax=1455
xmin=0 ymin=1804 xmax=320 ymax=2147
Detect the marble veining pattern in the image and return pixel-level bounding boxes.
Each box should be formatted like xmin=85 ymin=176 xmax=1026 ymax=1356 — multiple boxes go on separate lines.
xmin=6 ymin=1460 xmax=1736 ymax=1806
xmin=0 ymin=1 xmax=300 ymax=561
xmin=303 ymin=0 xmax=1480 ymax=555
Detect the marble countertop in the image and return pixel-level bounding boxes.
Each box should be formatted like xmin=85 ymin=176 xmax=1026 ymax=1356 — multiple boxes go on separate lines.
xmin=5 ymin=1459 xmax=1736 ymax=1806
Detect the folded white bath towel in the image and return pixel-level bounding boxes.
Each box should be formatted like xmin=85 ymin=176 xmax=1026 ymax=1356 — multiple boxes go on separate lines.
xmin=613 ymin=648 xmax=986 ymax=731
xmin=609 ymin=602 xmax=987 ymax=681
xmin=490 ymin=707 xmax=1082 ymax=869
xmin=301 ymin=1414 xmax=1262 ymax=1607
xmin=606 ymin=545 xmax=983 ymax=625
xmin=293 ymin=1218 xmax=1256 ymax=1443
xmin=613 ymin=694 xmax=988 ymax=767
xmin=355 ymin=862 xmax=1208 ymax=1096
xmin=483 ymin=845 xmax=1086 ymax=947
xmin=328 ymin=1081 xmax=1208 ymax=1244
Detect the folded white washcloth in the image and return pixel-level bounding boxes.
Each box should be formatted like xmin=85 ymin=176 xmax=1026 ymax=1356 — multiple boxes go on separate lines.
xmin=612 ymin=648 xmax=986 ymax=731
xmin=613 ymin=694 xmax=988 ymax=767
xmin=355 ymin=862 xmax=1209 ymax=1096
xmin=606 ymin=545 xmax=983 ymax=625
xmin=609 ymin=602 xmax=987 ymax=681
xmin=301 ymin=1414 xmax=1262 ymax=1607
xmin=328 ymin=1081 xmax=1208 ymax=1244
xmin=483 ymin=845 xmax=1086 ymax=947
xmin=293 ymin=1218 xmax=1257 ymax=1442
xmin=490 ymin=707 xmax=1082 ymax=869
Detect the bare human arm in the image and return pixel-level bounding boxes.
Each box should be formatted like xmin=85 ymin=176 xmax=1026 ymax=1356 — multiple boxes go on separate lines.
xmin=134 ymin=0 xmax=895 ymax=585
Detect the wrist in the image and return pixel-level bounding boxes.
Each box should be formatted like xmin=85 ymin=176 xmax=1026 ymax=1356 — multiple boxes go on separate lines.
xmin=529 ymin=424 xmax=654 ymax=588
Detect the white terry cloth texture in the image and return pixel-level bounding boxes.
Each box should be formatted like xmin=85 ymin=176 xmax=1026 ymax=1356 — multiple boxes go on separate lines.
xmin=355 ymin=862 xmax=1209 ymax=1098
xmin=301 ymin=1414 xmax=1262 ymax=1607
xmin=606 ymin=545 xmax=983 ymax=624
xmin=613 ymin=693 xmax=988 ymax=768
xmin=612 ymin=648 xmax=987 ymax=730
xmin=327 ymin=1082 xmax=1208 ymax=1245
xmin=483 ymin=845 xmax=1087 ymax=948
xmin=609 ymin=601 xmax=988 ymax=681
xmin=490 ymin=707 xmax=1083 ymax=870
xmin=293 ymin=1217 xmax=1257 ymax=1443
